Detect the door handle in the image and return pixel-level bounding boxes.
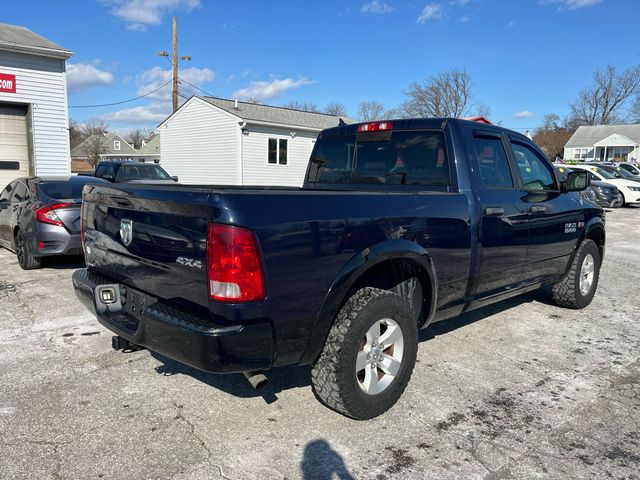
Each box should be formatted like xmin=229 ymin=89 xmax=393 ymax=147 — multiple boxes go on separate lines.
xmin=530 ymin=205 xmax=547 ymax=213
xmin=484 ymin=207 xmax=505 ymax=216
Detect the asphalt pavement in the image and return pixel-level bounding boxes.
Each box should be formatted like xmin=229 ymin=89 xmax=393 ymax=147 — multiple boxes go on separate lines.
xmin=0 ymin=207 xmax=639 ymax=479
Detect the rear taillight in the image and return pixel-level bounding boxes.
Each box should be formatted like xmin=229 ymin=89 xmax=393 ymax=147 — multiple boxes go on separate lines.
xmin=207 ymin=223 xmax=265 ymax=303
xmin=357 ymin=121 xmax=393 ymax=133
xmin=35 ymin=203 xmax=72 ymax=226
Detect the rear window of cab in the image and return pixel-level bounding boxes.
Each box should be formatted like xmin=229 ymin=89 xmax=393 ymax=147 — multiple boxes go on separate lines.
xmin=307 ymin=130 xmax=451 ymax=187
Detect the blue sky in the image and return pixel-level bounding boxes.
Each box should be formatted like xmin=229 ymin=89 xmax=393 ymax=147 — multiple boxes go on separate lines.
xmin=5 ymin=0 xmax=639 ymax=132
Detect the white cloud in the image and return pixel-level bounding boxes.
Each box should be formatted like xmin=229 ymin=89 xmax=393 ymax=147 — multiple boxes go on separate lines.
xmin=101 ymin=0 xmax=201 ymax=30
xmin=135 ymin=66 xmax=214 ymax=100
xmin=417 ymin=3 xmax=443 ymax=24
xmin=513 ymin=111 xmax=535 ymax=120
xmin=232 ymin=77 xmax=315 ymax=102
xmin=507 ymin=20 xmax=516 ymax=27
xmin=101 ymin=103 xmax=170 ymax=123
xmin=361 ymin=1 xmax=393 ymax=14
xmin=99 ymin=65 xmax=214 ymax=125
xmin=565 ymin=0 xmax=602 ymax=8
xmin=66 ymin=62 xmax=114 ymax=92
xmin=541 ymin=0 xmax=602 ymax=10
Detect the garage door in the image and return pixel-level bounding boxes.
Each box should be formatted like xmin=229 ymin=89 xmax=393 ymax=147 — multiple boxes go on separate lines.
xmin=0 ymin=104 xmax=29 ymax=190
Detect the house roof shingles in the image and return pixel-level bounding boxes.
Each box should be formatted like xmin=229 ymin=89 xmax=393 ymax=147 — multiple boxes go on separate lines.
xmin=0 ymin=23 xmax=72 ymax=59
xmin=565 ymin=124 xmax=640 ymax=148
xmin=199 ymin=96 xmax=353 ymax=130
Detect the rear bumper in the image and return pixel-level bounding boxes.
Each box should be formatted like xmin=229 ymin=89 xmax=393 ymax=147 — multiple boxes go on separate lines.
xmin=35 ymin=224 xmax=83 ymax=257
xmin=72 ymin=268 xmax=274 ymax=373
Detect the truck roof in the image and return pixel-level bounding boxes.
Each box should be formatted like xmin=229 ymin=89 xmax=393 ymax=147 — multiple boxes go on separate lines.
xmin=318 ymin=117 xmax=530 ymax=143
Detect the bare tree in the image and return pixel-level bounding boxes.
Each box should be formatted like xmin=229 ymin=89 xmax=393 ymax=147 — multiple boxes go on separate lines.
xmin=474 ymin=101 xmax=492 ymax=120
xmin=399 ymin=68 xmax=474 ymax=118
xmin=323 ymin=102 xmax=348 ymax=117
xmin=68 ymin=119 xmax=84 ymax=150
xmin=569 ymin=64 xmax=640 ymax=125
xmin=356 ymin=101 xmax=387 ymax=121
xmin=80 ymin=119 xmax=110 ymax=166
xmin=127 ymin=128 xmax=152 ymax=149
xmin=283 ymin=101 xmax=320 ymax=113
xmin=533 ymin=113 xmax=576 ymax=160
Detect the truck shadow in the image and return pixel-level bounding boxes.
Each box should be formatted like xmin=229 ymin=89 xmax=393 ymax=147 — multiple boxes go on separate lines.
xmin=419 ymin=289 xmax=550 ymax=342
xmin=43 ymin=255 xmax=85 ymax=270
xmin=150 ymin=351 xmax=311 ymax=404
xmin=150 ymin=289 xmax=550 ymax=403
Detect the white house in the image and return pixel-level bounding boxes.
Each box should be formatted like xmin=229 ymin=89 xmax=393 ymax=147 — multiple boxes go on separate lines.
xmin=158 ymin=96 xmax=350 ymax=186
xmin=564 ymin=124 xmax=640 ymax=163
xmin=0 ymin=23 xmax=73 ymax=188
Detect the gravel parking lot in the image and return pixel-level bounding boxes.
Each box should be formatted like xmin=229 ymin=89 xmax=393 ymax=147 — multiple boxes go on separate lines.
xmin=1 ymin=207 xmax=639 ymax=480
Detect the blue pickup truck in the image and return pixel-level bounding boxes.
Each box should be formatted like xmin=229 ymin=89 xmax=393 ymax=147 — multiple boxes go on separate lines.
xmin=72 ymin=118 xmax=605 ymax=419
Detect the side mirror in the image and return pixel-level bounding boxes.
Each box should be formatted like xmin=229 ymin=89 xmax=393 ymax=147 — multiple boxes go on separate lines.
xmin=563 ymin=171 xmax=590 ymax=192
xmin=172 ymin=176 xmax=179 ymax=182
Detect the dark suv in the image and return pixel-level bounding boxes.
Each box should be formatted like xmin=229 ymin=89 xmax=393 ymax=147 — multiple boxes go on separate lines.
xmin=94 ymin=161 xmax=177 ymax=183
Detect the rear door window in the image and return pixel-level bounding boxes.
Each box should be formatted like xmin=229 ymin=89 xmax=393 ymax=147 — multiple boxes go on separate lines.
xmin=308 ymin=130 xmax=450 ymax=186
xmin=473 ymin=136 xmax=513 ymax=188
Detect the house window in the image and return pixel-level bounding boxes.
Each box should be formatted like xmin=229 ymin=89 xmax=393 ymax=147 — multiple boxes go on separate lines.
xmin=114 ymin=140 xmax=121 ymax=151
xmin=574 ymin=148 xmax=589 ymax=160
xmin=268 ymin=138 xmax=288 ymax=165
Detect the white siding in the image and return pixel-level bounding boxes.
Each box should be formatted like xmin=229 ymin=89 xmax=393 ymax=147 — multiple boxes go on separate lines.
xmin=242 ymin=126 xmax=316 ymax=187
xmin=0 ymin=51 xmax=70 ymax=175
xmin=159 ymin=98 xmax=239 ymax=184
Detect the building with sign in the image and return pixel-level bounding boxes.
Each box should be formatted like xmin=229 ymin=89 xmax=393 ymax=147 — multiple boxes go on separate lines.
xmin=0 ymin=23 xmax=73 ymax=188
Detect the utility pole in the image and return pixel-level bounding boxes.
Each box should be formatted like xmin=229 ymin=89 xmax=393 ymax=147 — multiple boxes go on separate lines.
xmin=172 ymin=16 xmax=178 ymax=113
xmin=157 ymin=16 xmax=191 ymax=113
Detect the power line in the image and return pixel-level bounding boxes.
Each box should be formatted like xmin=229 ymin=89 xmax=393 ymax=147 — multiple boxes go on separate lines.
xmin=178 ymin=77 xmax=214 ymax=97
xmin=69 ymin=80 xmax=172 ymax=108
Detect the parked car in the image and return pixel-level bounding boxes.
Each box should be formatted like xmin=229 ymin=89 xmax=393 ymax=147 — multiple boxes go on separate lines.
xmin=598 ymin=161 xmax=640 ymax=177
xmin=555 ymin=166 xmax=622 ymax=208
xmin=0 ymin=176 xmax=108 ymax=269
xmin=72 ymin=118 xmax=605 ymax=420
xmin=93 ymin=161 xmax=178 ymax=183
xmin=571 ymin=164 xmax=640 ymax=206
xmin=597 ymin=164 xmax=640 ymax=182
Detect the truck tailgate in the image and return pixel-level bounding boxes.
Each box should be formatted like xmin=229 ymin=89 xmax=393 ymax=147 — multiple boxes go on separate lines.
xmin=82 ymin=184 xmax=215 ymax=313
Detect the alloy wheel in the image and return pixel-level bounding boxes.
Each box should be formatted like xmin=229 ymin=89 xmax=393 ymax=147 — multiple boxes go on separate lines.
xmin=356 ymin=318 xmax=404 ymax=395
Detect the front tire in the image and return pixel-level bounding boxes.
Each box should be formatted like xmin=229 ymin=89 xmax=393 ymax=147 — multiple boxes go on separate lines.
xmin=15 ymin=230 xmax=42 ymax=270
xmin=619 ymin=191 xmax=626 ymax=207
xmin=311 ymin=287 xmax=418 ymax=420
xmin=551 ymin=239 xmax=600 ymax=309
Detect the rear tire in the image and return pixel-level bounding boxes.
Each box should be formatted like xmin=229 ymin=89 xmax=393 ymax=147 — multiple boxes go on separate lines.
xmin=311 ymin=287 xmax=418 ymax=420
xmin=551 ymin=239 xmax=600 ymax=309
xmin=15 ymin=230 xmax=42 ymax=270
